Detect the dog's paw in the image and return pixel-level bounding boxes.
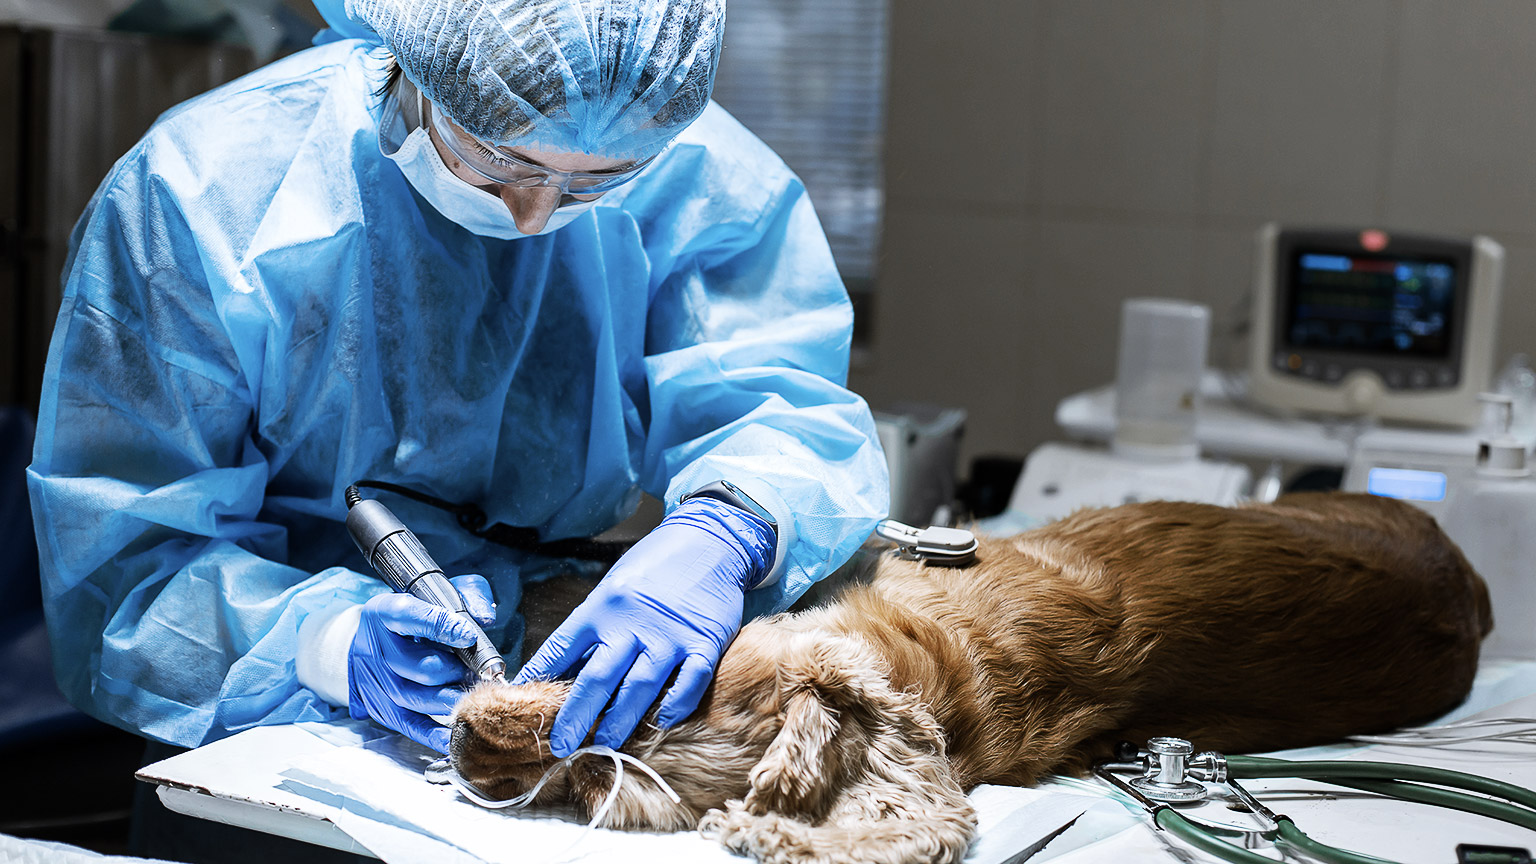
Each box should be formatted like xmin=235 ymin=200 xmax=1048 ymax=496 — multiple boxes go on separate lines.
xmin=449 ymin=680 xmax=569 ymax=801
xmin=699 ymin=797 xmax=976 ymax=864
xmin=701 ymin=802 xmax=824 ymax=864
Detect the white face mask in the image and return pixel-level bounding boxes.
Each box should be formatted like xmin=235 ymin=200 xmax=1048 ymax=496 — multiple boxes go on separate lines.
xmin=384 ymin=126 xmax=596 ymax=239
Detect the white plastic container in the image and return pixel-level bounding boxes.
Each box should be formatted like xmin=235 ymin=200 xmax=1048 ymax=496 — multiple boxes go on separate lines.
xmin=1496 ymin=352 xmax=1536 ymax=442
xmin=1441 ymin=395 xmax=1536 ymax=660
xmin=1113 ymin=299 xmax=1211 ymax=463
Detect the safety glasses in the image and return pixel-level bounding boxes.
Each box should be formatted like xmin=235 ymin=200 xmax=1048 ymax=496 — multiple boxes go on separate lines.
xmin=422 ymin=95 xmax=653 ymax=194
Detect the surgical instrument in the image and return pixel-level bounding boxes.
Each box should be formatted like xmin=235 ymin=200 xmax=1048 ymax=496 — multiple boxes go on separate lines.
xmin=344 ymin=484 xmax=507 ymax=683
xmin=1095 ymin=736 xmax=1536 ymax=864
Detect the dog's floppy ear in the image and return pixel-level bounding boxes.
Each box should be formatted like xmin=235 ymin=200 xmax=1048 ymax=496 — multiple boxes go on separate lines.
xmin=743 ymin=686 xmax=845 ymax=816
xmin=703 ymin=633 xmax=977 ymax=864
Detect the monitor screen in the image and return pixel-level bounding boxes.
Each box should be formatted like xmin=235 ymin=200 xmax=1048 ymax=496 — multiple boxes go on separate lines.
xmin=1284 ymin=251 xmax=1458 ymax=358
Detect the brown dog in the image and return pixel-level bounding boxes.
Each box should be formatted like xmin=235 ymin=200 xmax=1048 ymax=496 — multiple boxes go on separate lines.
xmin=450 ymin=493 xmax=1491 ymax=864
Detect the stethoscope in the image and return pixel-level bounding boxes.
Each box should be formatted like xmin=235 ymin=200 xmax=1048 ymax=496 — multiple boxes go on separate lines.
xmin=1094 ymin=736 xmax=1536 ymax=864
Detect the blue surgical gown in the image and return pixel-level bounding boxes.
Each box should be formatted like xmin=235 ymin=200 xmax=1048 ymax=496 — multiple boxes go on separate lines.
xmin=26 ymin=39 xmax=889 ymax=748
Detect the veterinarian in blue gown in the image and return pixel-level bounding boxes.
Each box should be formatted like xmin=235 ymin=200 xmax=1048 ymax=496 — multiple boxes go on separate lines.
xmin=27 ymin=0 xmax=888 ymax=757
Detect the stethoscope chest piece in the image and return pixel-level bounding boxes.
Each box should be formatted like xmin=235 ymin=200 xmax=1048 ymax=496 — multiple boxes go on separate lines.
xmin=1095 ymin=732 xmax=1536 ymax=864
xmin=1129 ymin=737 xmax=1213 ymax=803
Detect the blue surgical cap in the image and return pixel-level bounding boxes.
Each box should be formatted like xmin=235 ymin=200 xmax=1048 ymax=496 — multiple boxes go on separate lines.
xmin=318 ymin=0 xmax=724 ymax=159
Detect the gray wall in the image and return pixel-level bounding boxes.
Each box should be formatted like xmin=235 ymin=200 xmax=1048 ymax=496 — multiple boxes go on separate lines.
xmin=0 ymin=25 xmax=257 ymax=410
xmin=850 ymin=0 xmax=1536 ymax=467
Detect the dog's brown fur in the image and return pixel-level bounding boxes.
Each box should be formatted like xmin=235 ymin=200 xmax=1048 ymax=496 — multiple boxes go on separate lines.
xmin=451 ymin=493 xmax=1491 ymax=864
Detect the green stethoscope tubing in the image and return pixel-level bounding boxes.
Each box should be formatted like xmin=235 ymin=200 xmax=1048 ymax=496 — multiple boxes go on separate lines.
xmin=1231 ymin=756 xmax=1536 ymax=814
xmin=1158 ymin=811 xmax=1400 ymax=864
xmin=1155 ymin=808 xmax=1285 ymax=864
xmin=1235 ymin=755 xmax=1536 ymax=832
xmin=1148 ymin=755 xmax=1536 ymax=864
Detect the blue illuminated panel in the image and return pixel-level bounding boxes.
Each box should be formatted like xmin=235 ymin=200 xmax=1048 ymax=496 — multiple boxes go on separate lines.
xmin=1299 ymin=254 xmax=1354 ymax=272
xmin=1366 ymin=467 xmax=1447 ymax=502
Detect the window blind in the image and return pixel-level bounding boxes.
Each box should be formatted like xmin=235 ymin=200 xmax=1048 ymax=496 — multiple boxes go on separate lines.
xmin=709 ymin=0 xmax=887 ymax=287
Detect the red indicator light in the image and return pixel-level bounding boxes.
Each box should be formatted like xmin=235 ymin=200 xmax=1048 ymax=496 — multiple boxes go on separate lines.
xmin=1360 ymin=229 xmax=1389 ymax=252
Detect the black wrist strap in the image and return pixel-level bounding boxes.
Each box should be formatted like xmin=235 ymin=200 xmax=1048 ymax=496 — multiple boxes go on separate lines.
xmin=681 ymin=480 xmax=778 ymax=533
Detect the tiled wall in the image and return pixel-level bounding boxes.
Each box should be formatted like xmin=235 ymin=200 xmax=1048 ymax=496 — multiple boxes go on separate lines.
xmin=850 ymin=0 xmax=1536 ymax=466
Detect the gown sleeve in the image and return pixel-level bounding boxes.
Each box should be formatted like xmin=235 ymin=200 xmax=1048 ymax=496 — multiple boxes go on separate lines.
xmin=639 ymin=152 xmax=890 ymax=619
xmin=27 ymin=143 xmax=383 ymax=747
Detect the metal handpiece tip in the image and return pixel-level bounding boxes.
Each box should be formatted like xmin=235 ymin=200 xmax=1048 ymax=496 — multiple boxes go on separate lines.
xmin=478 ymin=658 xmax=508 ymax=685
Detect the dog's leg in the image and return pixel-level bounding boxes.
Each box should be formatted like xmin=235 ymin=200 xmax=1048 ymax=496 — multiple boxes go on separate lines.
xmin=449 ymin=680 xmax=570 ymax=802
xmin=702 ymin=804 xmax=975 ymax=864
xmin=699 ymin=633 xmax=977 ymax=864
xmin=700 ymin=700 xmax=975 ymax=864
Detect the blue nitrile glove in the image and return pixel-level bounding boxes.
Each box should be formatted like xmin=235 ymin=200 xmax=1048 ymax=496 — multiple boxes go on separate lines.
xmin=348 ymin=574 xmax=496 ymax=753
xmin=514 ymin=497 xmax=776 ymax=757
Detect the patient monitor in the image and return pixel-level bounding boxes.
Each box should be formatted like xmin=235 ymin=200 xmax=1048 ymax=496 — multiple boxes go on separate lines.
xmin=1248 ymin=224 xmax=1504 ymax=428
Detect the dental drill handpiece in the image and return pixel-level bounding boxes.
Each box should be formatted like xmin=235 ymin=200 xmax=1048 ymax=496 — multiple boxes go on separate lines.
xmin=344 ymin=486 xmax=508 ymax=684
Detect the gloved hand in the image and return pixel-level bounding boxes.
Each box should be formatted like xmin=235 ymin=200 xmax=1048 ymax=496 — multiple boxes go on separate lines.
xmin=514 ymin=496 xmax=776 ymax=757
xmin=348 ymin=574 xmax=496 ymax=753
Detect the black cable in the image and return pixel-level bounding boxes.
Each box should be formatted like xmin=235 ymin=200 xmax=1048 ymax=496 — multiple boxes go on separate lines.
xmin=352 ymin=480 xmax=628 ymax=563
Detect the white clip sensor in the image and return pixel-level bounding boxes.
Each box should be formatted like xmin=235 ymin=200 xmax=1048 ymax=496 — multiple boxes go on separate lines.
xmin=874 ymin=519 xmax=979 ymax=566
